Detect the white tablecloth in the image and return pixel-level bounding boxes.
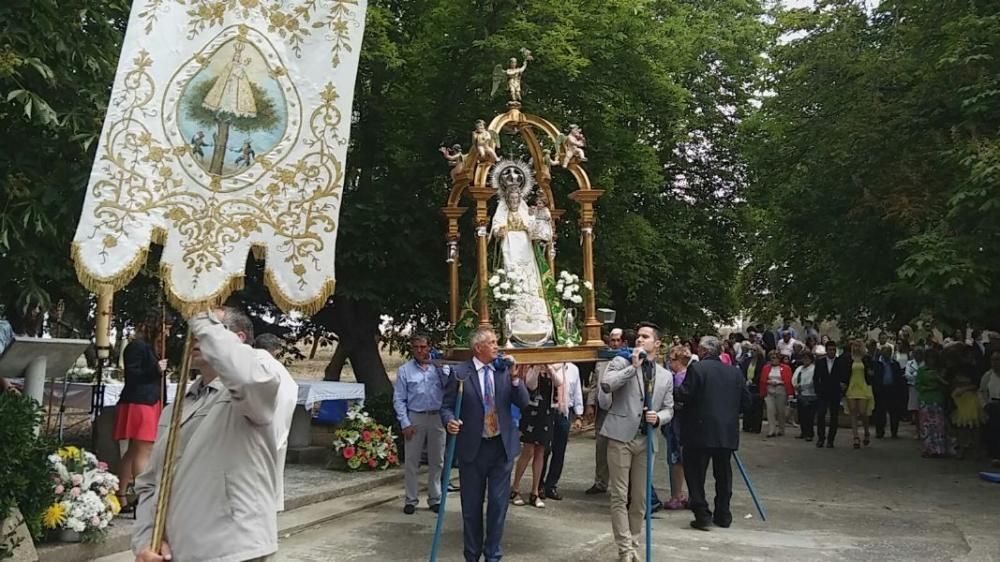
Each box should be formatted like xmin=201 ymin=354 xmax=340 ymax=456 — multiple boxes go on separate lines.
xmin=294 ymin=379 xmax=365 ymax=409
xmin=13 ymin=378 xmax=364 ymax=410
xmin=9 ymin=380 xmax=179 ymax=410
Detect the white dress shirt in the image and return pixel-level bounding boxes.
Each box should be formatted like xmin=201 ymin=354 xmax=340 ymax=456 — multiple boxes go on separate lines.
xmin=980 ymin=369 xmax=1000 ymax=407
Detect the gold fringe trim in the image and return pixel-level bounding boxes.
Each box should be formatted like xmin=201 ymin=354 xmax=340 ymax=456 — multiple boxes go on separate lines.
xmin=159 ymin=263 xmax=247 ymax=319
xmin=72 ymin=240 xmax=334 ymax=318
xmin=71 ymin=241 xmax=151 ymax=295
xmin=264 ymin=268 xmax=335 ymax=317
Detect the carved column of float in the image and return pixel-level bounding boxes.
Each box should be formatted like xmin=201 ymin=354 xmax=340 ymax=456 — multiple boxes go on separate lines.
xmin=569 ymin=189 xmax=604 ymax=346
xmin=468 ymin=187 xmax=495 ymax=328
xmin=441 ymin=207 xmax=467 ymax=336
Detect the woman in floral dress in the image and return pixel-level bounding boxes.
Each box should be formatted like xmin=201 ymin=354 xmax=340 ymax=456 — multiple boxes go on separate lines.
xmin=915 ymin=348 xmax=953 ymax=457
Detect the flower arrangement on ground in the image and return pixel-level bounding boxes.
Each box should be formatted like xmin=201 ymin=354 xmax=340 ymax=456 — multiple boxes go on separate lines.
xmin=331 ymin=404 xmax=400 ymax=472
xmin=43 ymin=446 xmax=120 ymax=542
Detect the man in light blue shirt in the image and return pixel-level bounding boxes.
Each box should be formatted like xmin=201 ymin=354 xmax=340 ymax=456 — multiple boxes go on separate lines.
xmin=393 ymin=333 xmax=448 ymax=514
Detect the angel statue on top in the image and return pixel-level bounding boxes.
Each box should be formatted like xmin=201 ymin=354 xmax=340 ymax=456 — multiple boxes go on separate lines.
xmin=491 ymin=49 xmax=533 ymax=103
xmin=490 ymin=159 xmax=554 ymax=347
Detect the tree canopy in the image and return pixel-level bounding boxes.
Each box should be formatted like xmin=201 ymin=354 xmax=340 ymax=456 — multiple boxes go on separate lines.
xmin=11 ymin=0 xmax=1000 ymax=393
xmin=741 ymin=0 xmax=1000 ymax=333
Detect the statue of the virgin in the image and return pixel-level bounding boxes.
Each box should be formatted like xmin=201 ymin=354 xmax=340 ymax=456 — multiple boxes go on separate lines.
xmin=490 ymin=160 xmax=554 ymax=346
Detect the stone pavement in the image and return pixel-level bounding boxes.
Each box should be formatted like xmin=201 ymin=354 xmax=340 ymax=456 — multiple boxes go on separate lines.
xmin=80 ymin=422 xmax=1000 ymax=561
xmin=271 ymin=423 xmax=999 ymax=561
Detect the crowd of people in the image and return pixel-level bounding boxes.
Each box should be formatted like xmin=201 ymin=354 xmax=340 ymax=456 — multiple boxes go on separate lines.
xmin=395 ymin=324 xmax=751 ymax=562
xmin=703 ymin=323 xmax=1000 ymax=465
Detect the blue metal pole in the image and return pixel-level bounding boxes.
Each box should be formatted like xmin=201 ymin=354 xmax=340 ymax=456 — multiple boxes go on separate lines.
xmin=645 ymin=422 xmax=654 ymax=562
xmin=666 ymin=435 xmax=675 ymax=499
xmin=643 ymin=362 xmax=654 ymax=562
xmin=733 ymin=451 xmax=766 ymax=522
xmin=429 ymin=380 xmax=463 ymax=562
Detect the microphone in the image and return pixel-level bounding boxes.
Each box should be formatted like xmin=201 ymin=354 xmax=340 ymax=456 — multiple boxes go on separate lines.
xmin=613 ymin=347 xmax=649 ymax=361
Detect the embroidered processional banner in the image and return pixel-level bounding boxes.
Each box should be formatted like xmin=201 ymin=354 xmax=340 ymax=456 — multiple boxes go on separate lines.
xmin=72 ymin=1 xmax=367 ymax=315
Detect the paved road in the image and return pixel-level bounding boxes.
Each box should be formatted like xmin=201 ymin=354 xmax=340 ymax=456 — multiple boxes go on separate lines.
xmin=271 ymin=422 xmax=999 ymax=561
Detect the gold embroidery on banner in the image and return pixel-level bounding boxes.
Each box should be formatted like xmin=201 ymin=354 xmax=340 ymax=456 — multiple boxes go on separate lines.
xmin=76 ymin=48 xmax=344 ymax=313
xmin=138 ymin=0 xmax=362 ymax=69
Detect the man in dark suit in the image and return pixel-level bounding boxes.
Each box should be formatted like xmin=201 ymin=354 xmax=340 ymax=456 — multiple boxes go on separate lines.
xmin=676 ymin=336 xmax=752 ymax=531
xmin=872 ymin=344 xmax=906 ymax=438
xmin=814 ymin=341 xmax=848 ymax=448
xmin=442 ymin=327 xmax=530 ymax=562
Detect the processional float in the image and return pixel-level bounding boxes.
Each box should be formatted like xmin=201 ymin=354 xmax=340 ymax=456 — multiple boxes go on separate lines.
xmin=70 ymin=0 xmax=369 ymax=550
xmin=439 ymin=51 xmax=605 ymax=366
xmin=430 ymin=52 xmax=609 ymax=561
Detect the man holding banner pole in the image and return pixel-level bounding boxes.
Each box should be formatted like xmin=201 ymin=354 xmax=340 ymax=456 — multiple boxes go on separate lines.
xmin=600 ymin=322 xmax=673 ymax=562
xmin=132 ymin=308 xmax=295 ymax=562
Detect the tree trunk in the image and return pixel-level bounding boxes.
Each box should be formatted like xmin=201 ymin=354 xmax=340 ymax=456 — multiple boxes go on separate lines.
xmin=323 ymin=342 xmax=348 ymax=381
xmin=209 ymin=119 xmax=230 ymax=175
xmin=314 ymin=296 xmax=392 ymax=396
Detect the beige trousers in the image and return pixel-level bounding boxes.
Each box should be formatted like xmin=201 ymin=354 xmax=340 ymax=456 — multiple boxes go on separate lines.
xmin=607 ymin=434 xmax=647 ymax=556
xmin=765 ymin=385 xmax=788 ymax=435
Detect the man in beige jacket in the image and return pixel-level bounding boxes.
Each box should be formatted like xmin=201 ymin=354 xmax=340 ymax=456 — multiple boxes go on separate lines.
xmin=133 ymin=307 xmax=295 ymax=562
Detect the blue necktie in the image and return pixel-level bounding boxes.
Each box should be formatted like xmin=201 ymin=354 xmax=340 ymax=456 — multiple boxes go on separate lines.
xmin=482 ymin=366 xmax=500 ymax=438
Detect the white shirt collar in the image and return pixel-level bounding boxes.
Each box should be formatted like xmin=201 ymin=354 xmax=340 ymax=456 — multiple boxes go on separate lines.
xmin=473 ymin=357 xmax=491 ymax=372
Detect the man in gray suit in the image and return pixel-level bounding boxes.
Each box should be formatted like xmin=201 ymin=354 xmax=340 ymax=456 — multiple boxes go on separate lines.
xmin=600 ymin=322 xmax=674 ymax=562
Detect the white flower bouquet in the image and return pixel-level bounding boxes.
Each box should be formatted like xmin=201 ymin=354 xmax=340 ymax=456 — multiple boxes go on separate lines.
xmin=488 ymin=268 xmax=528 ymax=311
xmin=555 ymin=270 xmax=592 ymax=308
xmin=43 ymin=446 xmax=120 ymax=542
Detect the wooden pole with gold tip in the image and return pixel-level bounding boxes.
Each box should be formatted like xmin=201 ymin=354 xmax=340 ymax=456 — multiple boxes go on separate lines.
xmin=150 ymin=326 xmax=194 ymax=552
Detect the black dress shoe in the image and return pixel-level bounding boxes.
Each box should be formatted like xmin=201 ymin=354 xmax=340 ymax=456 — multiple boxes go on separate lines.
xmin=585 ymin=485 xmax=606 ymax=495
xmin=403 ymin=504 xmax=416 ymax=515
xmin=713 ymin=516 xmax=732 ymax=528
xmin=815 ymin=440 xmax=824 ymax=448
xmin=429 ymin=504 xmax=440 ymax=513
xmin=538 ymin=488 xmax=546 ymax=500
xmin=690 ymin=520 xmax=711 ymax=531
xmin=826 ymin=441 xmax=834 ymax=448
xmin=545 ymin=488 xmax=563 ymax=501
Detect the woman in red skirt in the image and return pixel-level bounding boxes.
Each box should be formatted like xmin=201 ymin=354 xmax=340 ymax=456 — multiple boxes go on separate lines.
xmin=114 ymin=316 xmax=167 ymax=510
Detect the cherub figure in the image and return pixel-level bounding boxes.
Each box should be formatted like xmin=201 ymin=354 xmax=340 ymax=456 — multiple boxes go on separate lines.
xmin=472 ymin=120 xmax=499 ymax=164
xmin=535 ymin=148 xmax=559 ymax=185
xmin=491 ymin=49 xmax=533 ymax=103
xmin=439 ymin=143 xmax=467 ymax=182
xmin=557 ymin=124 xmax=587 ymax=168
